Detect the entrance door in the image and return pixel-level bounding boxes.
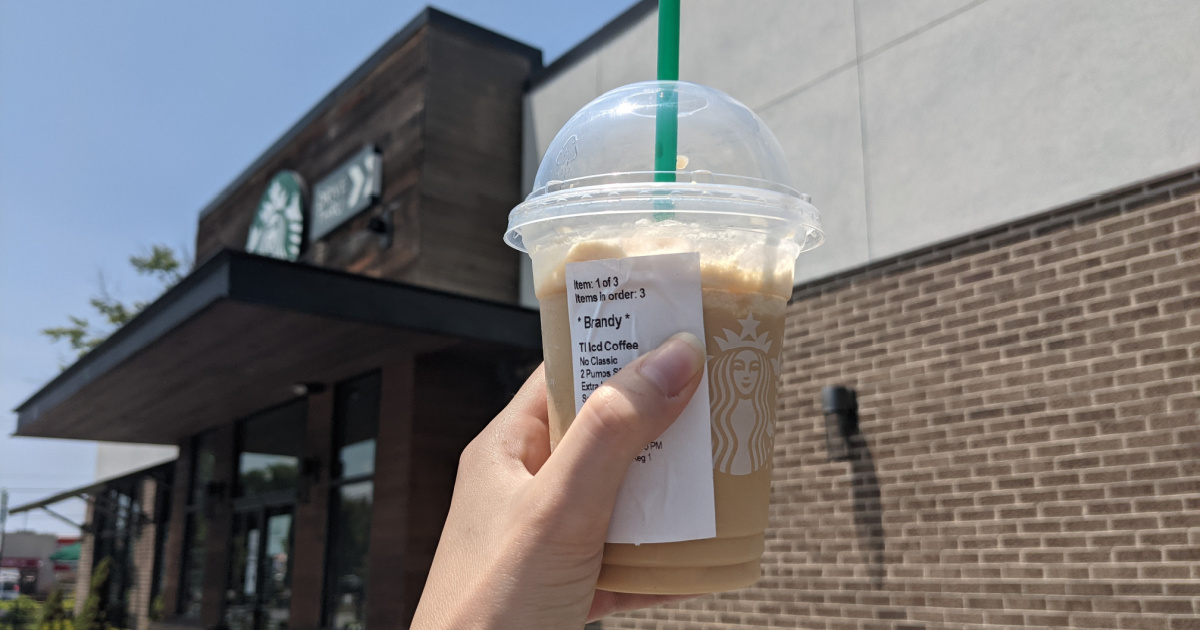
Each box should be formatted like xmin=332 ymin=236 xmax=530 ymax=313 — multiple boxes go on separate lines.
xmin=225 ymin=398 xmax=306 ymax=630
xmin=225 ymin=505 xmax=294 ymax=630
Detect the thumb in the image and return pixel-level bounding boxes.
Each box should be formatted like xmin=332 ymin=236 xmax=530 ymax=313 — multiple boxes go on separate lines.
xmin=532 ymin=332 xmax=707 ymax=518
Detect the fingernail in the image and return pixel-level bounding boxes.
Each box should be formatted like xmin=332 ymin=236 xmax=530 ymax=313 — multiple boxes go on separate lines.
xmin=638 ymin=332 xmax=706 ymax=397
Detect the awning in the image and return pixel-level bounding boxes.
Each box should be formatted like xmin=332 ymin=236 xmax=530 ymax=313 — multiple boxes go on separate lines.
xmin=14 ymin=250 xmax=542 ymax=444
xmin=7 ymin=460 xmax=175 ymax=534
xmin=49 ymin=543 xmax=81 ymax=563
xmin=6 ymin=460 xmax=174 ymax=516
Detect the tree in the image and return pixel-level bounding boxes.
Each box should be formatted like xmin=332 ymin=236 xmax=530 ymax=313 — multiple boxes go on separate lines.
xmin=4 ymin=596 xmax=38 ymax=630
xmin=42 ymin=245 xmax=188 ymax=360
xmin=74 ymin=557 xmax=112 ymax=630
xmin=38 ymin=589 xmax=69 ymax=630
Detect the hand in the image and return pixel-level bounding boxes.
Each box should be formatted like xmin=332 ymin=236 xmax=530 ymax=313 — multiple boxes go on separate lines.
xmin=411 ymin=333 xmax=708 ymax=629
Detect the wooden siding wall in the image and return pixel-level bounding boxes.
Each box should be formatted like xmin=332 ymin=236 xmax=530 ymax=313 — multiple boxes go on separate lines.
xmin=198 ymin=425 xmax=236 ymax=629
xmin=194 ymin=22 xmax=535 ymax=304
xmin=289 ymin=390 xmax=335 ymax=630
xmin=195 ymin=29 xmax=428 ymax=280
xmin=412 ymin=27 xmax=534 ymax=303
xmin=401 ymin=351 xmax=517 ymax=624
xmin=366 ymin=358 xmax=416 ymax=630
xmin=158 ymin=441 xmax=192 ymax=621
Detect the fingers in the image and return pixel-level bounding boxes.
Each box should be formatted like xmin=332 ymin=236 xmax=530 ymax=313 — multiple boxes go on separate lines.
xmin=587 ymin=591 xmax=700 ymax=622
xmin=462 ymin=364 xmax=551 ymax=478
xmin=532 ymin=332 xmax=706 ymax=518
xmin=506 ymin=364 xmax=553 ymax=475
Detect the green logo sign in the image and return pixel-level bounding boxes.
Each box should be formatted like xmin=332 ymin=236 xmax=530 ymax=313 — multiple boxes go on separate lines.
xmin=246 ymin=170 xmax=305 ymax=261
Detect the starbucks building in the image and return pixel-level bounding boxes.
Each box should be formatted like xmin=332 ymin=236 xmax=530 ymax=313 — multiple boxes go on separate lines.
xmin=13 ymin=9 xmax=542 ymax=630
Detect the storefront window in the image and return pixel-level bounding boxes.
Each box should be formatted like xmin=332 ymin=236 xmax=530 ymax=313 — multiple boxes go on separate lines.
xmin=223 ymin=400 xmax=304 ymax=630
xmin=325 ymin=371 xmax=380 ymax=630
xmin=89 ymin=484 xmax=137 ymax=629
xmin=180 ymin=514 xmax=208 ymax=619
xmin=179 ymin=431 xmax=217 ymax=619
xmin=237 ymin=401 xmax=306 ymax=498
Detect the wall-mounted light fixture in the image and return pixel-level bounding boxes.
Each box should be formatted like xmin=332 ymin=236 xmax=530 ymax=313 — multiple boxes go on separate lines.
xmin=298 ymin=456 xmax=323 ymax=504
xmin=291 ymin=382 xmax=328 ymax=397
xmin=822 ymin=385 xmax=859 ymax=462
xmin=367 ymin=210 xmax=393 ymax=249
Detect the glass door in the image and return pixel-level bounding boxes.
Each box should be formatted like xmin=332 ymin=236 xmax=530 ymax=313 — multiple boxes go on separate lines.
xmin=225 ymin=400 xmax=304 ymax=630
xmin=259 ymin=508 xmax=294 ymax=630
xmin=225 ymin=511 xmax=262 ymax=630
xmin=224 ymin=506 xmax=294 ymax=630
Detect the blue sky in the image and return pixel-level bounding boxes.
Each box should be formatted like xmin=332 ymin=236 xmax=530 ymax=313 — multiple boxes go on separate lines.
xmin=0 ymin=0 xmax=638 ymax=535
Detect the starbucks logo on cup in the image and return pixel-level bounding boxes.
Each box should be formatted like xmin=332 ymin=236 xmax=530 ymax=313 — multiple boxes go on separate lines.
xmin=710 ymin=314 xmax=780 ymax=476
xmin=554 ymin=135 xmax=579 ymax=178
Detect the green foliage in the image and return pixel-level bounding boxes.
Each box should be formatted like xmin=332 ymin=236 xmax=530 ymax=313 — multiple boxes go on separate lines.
xmin=74 ymin=557 xmax=111 ymax=630
xmin=147 ymin=596 xmax=163 ymax=623
xmin=2 ymin=596 xmax=38 ymax=630
xmin=238 ymin=462 xmax=300 ymax=496
xmin=38 ymin=590 xmax=69 ymax=630
xmin=42 ymin=244 xmax=189 ymax=362
xmin=129 ymin=245 xmax=184 ymax=286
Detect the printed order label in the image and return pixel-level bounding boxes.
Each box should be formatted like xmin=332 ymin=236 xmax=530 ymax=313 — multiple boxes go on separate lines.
xmin=566 ymin=252 xmax=717 ymax=544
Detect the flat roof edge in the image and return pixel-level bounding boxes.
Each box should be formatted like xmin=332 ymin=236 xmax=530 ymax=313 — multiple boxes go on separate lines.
xmin=14 ymin=252 xmax=234 ymax=421
xmin=15 ymin=251 xmax=543 ymax=437
xmin=528 ymin=0 xmax=656 ymax=91
xmin=196 ymin=6 xmax=543 ymax=223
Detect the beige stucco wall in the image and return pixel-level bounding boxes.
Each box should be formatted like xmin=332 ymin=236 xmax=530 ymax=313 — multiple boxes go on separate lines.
xmin=520 ymin=0 xmax=1200 ymax=306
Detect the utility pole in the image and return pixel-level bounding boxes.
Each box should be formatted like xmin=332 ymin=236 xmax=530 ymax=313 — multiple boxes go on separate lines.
xmin=0 ymin=488 xmax=8 ymax=559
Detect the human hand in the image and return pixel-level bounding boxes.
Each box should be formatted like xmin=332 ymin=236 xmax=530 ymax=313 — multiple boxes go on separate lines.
xmin=411 ymin=333 xmax=708 ymax=629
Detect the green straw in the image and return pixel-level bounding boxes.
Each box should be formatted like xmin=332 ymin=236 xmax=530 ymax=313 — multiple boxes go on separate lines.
xmin=653 ymin=0 xmax=681 ymax=219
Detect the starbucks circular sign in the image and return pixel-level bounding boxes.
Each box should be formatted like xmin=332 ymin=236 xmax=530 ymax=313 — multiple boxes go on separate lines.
xmin=246 ymin=170 xmax=306 ymax=261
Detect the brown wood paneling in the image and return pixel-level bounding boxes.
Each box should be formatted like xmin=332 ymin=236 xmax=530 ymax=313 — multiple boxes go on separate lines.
xmin=401 ymin=351 xmax=513 ymax=622
xmin=29 ymin=301 xmax=452 ymax=444
xmin=288 ymin=390 xmax=334 ymax=630
xmin=364 ymin=358 xmax=415 ymax=629
xmin=413 ymin=26 xmax=535 ymax=303
xmin=198 ymin=425 xmax=235 ymax=628
xmin=194 ymin=18 xmax=535 ymax=305
xmin=195 ymin=28 xmax=429 ymax=274
xmin=159 ymin=441 xmax=192 ymax=622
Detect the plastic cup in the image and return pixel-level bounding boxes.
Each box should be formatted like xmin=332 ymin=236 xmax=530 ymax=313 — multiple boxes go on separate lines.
xmin=505 ymin=81 xmax=823 ymax=594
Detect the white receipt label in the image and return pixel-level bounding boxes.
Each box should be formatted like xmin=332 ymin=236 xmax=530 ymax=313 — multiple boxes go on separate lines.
xmin=566 ymin=252 xmax=716 ymax=544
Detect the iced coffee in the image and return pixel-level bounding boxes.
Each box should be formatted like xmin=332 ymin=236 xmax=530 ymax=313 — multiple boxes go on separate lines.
xmin=529 ymin=231 xmax=794 ymax=593
xmin=506 ymin=81 xmax=824 ymax=594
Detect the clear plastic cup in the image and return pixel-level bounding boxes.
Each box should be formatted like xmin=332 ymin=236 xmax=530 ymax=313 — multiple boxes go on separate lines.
xmin=506 ymin=81 xmax=823 ymax=594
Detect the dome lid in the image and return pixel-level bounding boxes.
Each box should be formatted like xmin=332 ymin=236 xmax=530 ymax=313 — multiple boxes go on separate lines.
xmin=507 ymin=81 xmax=822 ymax=252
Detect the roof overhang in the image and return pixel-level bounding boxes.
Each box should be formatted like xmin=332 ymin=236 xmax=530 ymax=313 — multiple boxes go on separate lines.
xmin=8 ymin=461 xmax=175 ymax=516
xmin=14 ymin=250 xmax=542 ymax=444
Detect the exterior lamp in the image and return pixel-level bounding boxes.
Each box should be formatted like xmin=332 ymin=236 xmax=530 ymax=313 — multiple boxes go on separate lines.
xmin=822 ymin=385 xmax=859 ymax=462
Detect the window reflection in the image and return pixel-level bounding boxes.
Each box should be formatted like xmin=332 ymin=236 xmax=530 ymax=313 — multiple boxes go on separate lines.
xmin=334 ymin=372 xmax=379 ymax=479
xmin=328 ymin=482 xmax=373 ymax=630
xmin=237 ymin=400 xmax=306 ymax=498
xmin=338 ymin=441 xmax=375 ymax=480
xmin=181 ymin=513 xmax=207 ymax=619
xmin=180 ymin=431 xmax=217 ymax=619
xmin=326 ymin=371 xmax=380 ymax=630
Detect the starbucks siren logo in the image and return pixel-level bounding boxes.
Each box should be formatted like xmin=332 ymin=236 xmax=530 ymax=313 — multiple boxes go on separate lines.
xmin=246 ymin=170 xmax=305 ymax=261
xmin=710 ymin=314 xmax=781 ymax=476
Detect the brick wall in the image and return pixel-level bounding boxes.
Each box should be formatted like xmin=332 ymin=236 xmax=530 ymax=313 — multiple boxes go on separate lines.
xmin=127 ymin=478 xmax=159 ymax=630
xmin=74 ymin=501 xmax=96 ymax=617
xmin=601 ymin=167 xmax=1200 ymax=630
